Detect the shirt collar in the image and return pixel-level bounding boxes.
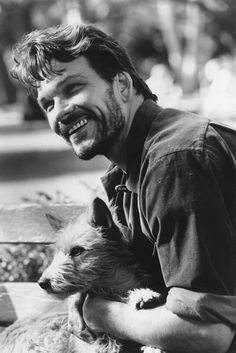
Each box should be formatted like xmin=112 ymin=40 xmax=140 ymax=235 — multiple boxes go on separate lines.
xmin=126 ymin=99 xmax=162 ymax=193
xmin=101 ymin=99 xmax=163 ymax=197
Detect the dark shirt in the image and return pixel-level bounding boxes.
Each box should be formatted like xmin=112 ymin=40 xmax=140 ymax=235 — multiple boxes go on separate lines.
xmin=101 ymin=100 xmax=236 ymax=348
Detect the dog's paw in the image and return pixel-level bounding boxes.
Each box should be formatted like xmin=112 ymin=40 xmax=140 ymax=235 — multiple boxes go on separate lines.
xmin=127 ymin=288 xmax=164 ymax=310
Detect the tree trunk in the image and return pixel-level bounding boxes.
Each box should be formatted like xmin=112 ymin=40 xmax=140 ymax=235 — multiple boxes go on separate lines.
xmin=0 ymin=50 xmax=17 ymax=105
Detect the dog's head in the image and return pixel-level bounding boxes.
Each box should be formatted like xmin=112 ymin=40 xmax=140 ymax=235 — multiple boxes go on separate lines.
xmin=38 ymin=198 xmax=147 ymax=299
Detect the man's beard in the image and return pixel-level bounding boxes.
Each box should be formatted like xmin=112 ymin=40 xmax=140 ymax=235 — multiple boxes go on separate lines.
xmin=71 ymin=87 xmax=125 ymax=161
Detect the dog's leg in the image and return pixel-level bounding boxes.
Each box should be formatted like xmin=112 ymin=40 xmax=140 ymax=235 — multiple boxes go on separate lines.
xmin=127 ymin=288 xmax=165 ymax=310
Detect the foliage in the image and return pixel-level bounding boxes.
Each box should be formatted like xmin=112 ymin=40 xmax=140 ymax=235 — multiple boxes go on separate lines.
xmin=0 ymin=244 xmax=54 ymax=282
xmin=205 ymin=0 xmax=236 ymax=57
xmin=0 ymin=190 xmax=73 ymax=283
xmin=21 ymin=190 xmax=76 ymax=204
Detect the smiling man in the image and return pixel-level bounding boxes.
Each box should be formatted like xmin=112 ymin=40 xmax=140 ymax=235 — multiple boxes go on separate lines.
xmin=11 ymin=24 xmax=236 ymax=352
xmin=37 ymin=57 xmax=128 ymax=162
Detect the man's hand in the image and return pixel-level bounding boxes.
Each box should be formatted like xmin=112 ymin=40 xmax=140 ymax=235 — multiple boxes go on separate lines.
xmin=82 ymin=294 xmax=110 ymax=333
xmin=82 ymin=294 xmax=234 ymax=353
xmin=68 ymin=293 xmax=87 ymax=337
xmin=68 ymin=293 xmax=97 ymax=343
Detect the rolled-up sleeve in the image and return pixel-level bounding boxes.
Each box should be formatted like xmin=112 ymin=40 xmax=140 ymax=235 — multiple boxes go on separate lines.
xmin=140 ymin=146 xmax=236 ymax=326
xmin=166 ymin=287 xmax=236 ymax=326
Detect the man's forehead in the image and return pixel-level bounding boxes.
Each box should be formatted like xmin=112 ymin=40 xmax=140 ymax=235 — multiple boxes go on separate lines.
xmin=50 ymin=56 xmax=92 ymax=75
xmin=37 ymin=56 xmax=92 ymax=95
xmin=50 ymin=56 xmax=86 ymax=72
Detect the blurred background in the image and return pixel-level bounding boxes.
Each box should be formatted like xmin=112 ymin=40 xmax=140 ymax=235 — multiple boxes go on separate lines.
xmin=1 ymin=0 xmax=236 ymax=206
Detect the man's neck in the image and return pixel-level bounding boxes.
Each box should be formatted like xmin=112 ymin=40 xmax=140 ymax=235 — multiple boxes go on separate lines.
xmin=106 ymin=95 xmax=144 ymax=172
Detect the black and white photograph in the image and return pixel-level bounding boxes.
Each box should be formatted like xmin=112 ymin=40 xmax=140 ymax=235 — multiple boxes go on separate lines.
xmin=0 ymin=1 xmax=236 ymax=352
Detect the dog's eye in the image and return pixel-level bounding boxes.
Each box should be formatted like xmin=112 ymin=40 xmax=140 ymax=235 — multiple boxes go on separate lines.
xmin=69 ymin=246 xmax=85 ymax=257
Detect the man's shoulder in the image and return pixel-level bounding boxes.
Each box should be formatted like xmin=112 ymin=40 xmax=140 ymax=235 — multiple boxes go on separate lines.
xmin=144 ymin=107 xmax=210 ymax=162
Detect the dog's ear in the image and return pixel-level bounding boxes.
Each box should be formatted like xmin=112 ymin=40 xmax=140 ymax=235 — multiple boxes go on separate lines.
xmin=87 ymin=198 xmax=122 ymax=241
xmin=87 ymin=197 xmax=114 ymax=229
xmin=46 ymin=213 xmax=64 ymax=232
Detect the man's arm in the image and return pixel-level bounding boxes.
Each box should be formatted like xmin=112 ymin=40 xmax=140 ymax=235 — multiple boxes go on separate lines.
xmin=83 ymin=295 xmax=234 ymax=353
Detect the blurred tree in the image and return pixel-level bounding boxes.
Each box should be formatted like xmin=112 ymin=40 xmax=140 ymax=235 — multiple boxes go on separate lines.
xmin=206 ymin=0 xmax=236 ymax=56
xmin=0 ymin=2 xmax=28 ymax=104
xmin=0 ymin=0 xmax=53 ymax=118
xmin=0 ymin=48 xmax=16 ymax=104
xmin=77 ymin=0 xmax=168 ymax=79
xmin=154 ymin=0 xmax=236 ymax=93
xmin=77 ymin=0 xmax=236 ymax=94
xmin=1 ymin=0 xmax=236 ymax=105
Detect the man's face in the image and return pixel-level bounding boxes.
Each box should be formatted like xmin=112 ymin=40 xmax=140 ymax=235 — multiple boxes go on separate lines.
xmin=37 ymin=56 xmax=125 ymax=160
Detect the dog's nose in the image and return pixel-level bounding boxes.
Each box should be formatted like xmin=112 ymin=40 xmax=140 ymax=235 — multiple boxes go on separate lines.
xmin=38 ymin=278 xmax=51 ymax=291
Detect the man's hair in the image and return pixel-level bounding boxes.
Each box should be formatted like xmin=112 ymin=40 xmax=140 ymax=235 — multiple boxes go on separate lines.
xmin=11 ymin=24 xmax=157 ymax=101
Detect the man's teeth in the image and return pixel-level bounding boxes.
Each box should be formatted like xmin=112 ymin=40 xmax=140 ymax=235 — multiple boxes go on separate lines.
xmin=68 ymin=119 xmax=87 ymax=135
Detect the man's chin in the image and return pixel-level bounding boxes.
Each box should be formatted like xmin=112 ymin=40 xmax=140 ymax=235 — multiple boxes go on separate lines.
xmin=71 ymin=145 xmax=98 ymax=161
xmin=71 ymin=139 xmax=112 ymax=160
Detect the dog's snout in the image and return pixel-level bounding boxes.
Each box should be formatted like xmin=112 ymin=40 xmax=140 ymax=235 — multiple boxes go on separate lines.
xmin=38 ymin=278 xmax=51 ymax=291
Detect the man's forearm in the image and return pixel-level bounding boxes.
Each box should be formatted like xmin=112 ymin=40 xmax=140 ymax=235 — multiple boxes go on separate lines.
xmin=83 ymin=297 xmax=234 ymax=353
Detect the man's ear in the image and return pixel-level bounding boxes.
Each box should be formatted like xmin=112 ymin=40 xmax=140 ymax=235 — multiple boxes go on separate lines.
xmin=115 ymin=72 xmax=132 ymax=102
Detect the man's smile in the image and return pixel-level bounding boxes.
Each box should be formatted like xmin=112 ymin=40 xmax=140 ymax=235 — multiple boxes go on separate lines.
xmin=58 ymin=109 xmax=90 ymax=141
xmin=68 ymin=118 xmax=88 ymax=136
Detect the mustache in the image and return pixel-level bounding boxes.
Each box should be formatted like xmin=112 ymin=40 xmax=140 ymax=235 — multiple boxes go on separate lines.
xmin=57 ymin=107 xmax=96 ymax=138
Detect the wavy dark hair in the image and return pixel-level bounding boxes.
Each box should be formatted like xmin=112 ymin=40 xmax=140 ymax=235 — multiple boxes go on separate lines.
xmin=11 ymin=24 xmax=157 ymax=100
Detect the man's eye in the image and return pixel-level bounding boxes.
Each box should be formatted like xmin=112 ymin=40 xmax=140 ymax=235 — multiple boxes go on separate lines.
xmin=43 ymin=100 xmax=54 ymax=112
xmin=69 ymin=246 xmax=85 ymax=257
xmin=65 ymin=83 xmax=81 ymax=95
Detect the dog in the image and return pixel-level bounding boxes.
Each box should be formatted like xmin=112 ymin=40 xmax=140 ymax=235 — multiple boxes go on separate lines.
xmin=39 ymin=197 xmax=164 ymax=353
xmin=0 ymin=197 xmax=163 ymax=353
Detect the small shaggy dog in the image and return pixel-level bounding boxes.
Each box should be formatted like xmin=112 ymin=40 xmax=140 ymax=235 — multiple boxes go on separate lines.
xmin=0 ymin=198 xmax=163 ymax=353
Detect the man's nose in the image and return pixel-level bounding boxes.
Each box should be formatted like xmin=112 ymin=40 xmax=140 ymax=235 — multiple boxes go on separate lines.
xmin=54 ymin=100 xmax=76 ymax=124
xmin=38 ymin=278 xmax=52 ymax=291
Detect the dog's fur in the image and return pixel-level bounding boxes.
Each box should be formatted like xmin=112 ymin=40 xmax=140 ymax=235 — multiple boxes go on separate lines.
xmin=0 ymin=198 xmax=163 ymax=353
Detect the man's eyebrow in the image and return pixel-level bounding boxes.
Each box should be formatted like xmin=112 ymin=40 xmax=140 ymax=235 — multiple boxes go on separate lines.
xmin=56 ymin=73 xmax=87 ymax=87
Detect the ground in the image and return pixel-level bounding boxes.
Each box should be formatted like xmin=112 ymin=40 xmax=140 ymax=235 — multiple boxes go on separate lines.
xmin=0 ymin=109 xmax=109 ymax=205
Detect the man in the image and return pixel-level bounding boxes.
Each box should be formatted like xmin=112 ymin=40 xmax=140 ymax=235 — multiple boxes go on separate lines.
xmin=11 ymin=24 xmax=236 ymax=352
